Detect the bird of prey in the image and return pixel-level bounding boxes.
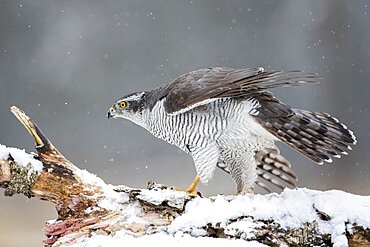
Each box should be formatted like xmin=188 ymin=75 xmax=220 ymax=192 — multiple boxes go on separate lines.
xmin=107 ymin=67 xmax=356 ymax=194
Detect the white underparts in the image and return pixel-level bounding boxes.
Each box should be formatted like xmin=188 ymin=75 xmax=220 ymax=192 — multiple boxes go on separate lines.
xmin=125 ymin=97 xmax=277 ymax=192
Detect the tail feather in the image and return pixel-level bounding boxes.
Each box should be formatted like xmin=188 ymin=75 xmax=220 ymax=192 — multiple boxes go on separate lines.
xmin=260 ymin=109 xmax=356 ymax=165
xmin=216 ymin=147 xmax=298 ymax=193
xmin=254 ymin=148 xmax=298 ymax=189
xmin=256 ymin=172 xmax=286 ymax=191
xmin=254 ymin=180 xmax=274 ymax=193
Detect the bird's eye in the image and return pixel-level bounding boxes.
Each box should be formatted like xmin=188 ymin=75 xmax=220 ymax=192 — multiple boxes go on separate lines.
xmin=119 ymin=101 xmax=126 ymax=108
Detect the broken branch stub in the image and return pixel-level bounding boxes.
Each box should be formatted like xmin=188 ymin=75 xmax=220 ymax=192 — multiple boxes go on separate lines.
xmin=8 ymin=106 xmax=108 ymax=218
xmin=0 ymin=106 xmax=191 ymax=246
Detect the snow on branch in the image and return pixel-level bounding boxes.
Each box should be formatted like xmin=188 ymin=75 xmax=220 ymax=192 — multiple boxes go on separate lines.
xmin=0 ymin=106 xmax=369 ymax=247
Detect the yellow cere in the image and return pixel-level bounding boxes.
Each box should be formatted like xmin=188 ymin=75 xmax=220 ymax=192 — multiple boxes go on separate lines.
xmin=120 ymin=101 xmax=126 ymax=108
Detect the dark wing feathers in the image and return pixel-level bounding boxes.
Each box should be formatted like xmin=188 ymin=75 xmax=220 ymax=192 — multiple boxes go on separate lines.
xmin=253 ymin=92 xmax=294 ymax=118
xmin=255 ymin=103 xmax=356 ymax=165
xmin=164 ymin=67 xmax=318 ymax=114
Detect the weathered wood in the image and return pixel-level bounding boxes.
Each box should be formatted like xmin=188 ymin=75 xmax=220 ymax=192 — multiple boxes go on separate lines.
xmin=0 ymin=106 xmax=369 ymax=247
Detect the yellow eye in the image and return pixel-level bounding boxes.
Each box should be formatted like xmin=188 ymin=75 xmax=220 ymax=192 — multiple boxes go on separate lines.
xmin=119 ymin=101 xmax=126 ymax=108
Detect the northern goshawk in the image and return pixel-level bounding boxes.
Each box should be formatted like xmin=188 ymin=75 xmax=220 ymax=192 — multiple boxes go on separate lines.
xmin=107 ymin=67 xmax=356 ymax=194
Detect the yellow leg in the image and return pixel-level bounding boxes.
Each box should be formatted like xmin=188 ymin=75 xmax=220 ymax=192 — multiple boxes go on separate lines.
xmin=185 ymin=176 xmax=200 ymax=196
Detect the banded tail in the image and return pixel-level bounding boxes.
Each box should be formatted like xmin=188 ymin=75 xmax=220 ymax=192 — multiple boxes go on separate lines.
xmin=217 ymin=148 xmax=298 ymax=193
xmin=259 ymin=109 xmax=357 ymax=165
xmin=254 ymin=148 xmax=298 ymax=192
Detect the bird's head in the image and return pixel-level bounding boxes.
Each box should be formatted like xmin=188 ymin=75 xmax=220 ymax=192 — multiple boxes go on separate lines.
xmin=107 ymin=92 xmax=146 ymax=122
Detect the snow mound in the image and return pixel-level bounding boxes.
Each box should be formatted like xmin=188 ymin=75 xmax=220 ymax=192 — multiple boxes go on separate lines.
xmin=76 ymin=232 xmax=267 ymax=247
xmin=0 ymin=144 xmax=43 ymax=172
xmin=72 ymin=188 xmax=370 ymax=247
xmin=168 ymin=188 xmax=370 ymax=246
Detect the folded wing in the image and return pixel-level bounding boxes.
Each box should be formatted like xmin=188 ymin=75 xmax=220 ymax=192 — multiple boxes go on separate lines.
xmin=164 ymin=67 xmax=319 ymax=115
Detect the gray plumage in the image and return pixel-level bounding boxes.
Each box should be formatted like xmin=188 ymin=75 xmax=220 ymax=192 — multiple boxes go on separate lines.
xmin=107 ymin=67 xmax=356 ymax=194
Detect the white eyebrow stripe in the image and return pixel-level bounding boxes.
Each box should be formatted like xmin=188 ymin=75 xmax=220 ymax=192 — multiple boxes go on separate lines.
xmin=123 ymin=92 xmax=145 ymax=101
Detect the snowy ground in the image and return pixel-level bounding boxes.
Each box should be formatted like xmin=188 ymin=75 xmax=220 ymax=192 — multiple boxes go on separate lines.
xmin=168 ymin=189 xmax=370 ymax=246
xmin=80 ymin=233 xmax=267 ymax=247
xmin=68 ymin=187 xmax=370 ymax=247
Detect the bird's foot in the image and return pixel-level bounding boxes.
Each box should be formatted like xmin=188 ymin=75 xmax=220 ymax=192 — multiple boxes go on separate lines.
xmin=171 ymin=176 xmax=201 ymax=197
xmin=185 ymin=176 xmax=201 ymax=196
xmin=170 ymin=186 xmax=201 ymax=197
xmin=185 ymin=187 xmax=200 ymax=197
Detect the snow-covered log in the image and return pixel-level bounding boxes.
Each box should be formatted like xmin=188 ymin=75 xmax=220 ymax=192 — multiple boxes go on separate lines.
xmin=0 ymin=106 xmax=370 ymax=247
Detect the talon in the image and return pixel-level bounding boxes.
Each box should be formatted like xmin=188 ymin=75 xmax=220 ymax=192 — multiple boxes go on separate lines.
xmin=171 ymin=186 xmax=181 ymax=192
xmin=185 ymin=176 xmax=200 ymax=196
xmin=171 ymin=176 xmax=201 ymax=197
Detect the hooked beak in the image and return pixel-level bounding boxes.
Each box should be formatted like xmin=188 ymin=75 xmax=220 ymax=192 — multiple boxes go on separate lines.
xmin=107 ymin=107 xmax=116 ymax=119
